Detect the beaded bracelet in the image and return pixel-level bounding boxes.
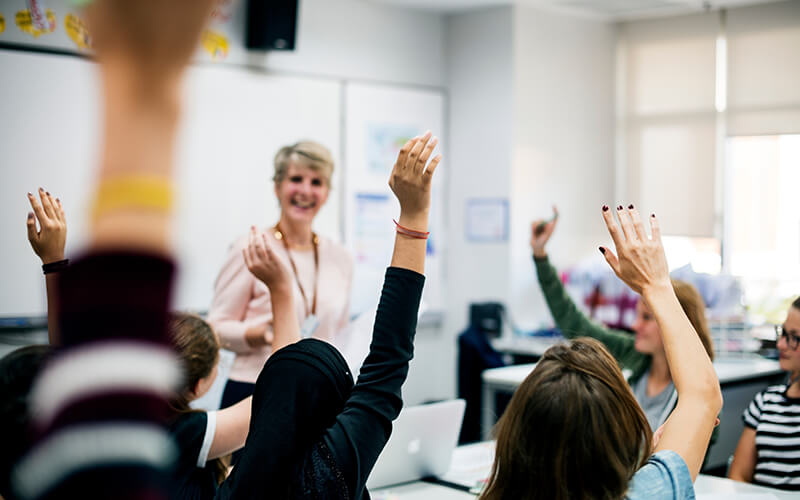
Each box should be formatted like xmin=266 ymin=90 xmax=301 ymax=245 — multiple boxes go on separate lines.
xmin=393 ymin=219 xmax=429 ymax=239
xmin=92 ymin=175 xmax=173 ymax=220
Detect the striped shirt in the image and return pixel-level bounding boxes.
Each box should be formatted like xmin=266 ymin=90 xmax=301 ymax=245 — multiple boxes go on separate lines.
xmin=742 ymin=384 xmax=800 ymax=491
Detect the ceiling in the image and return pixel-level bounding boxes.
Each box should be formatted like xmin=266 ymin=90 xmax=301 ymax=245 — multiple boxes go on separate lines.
xmin=367 ymin=0 xmax=780 ymax=20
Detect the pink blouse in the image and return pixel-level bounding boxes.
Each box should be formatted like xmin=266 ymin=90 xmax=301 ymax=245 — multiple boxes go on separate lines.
xmin=207 ymin=229 xmax=353 ymax=383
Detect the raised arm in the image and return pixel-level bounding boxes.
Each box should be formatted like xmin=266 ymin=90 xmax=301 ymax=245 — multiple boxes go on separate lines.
xmin=242 ymin=226 xmax=301 ymax=353
xmin=599 ymin=205 xmax=722 ymax=480
xmin=322 ymin=131 xmax=441 ymax=497
xmin=26 ymin=189 xmax=67 ymax=345
xmin=12 ymin=2 xmax=216 ymax=499
xmin=531 ymin=208 xmax=638 ymax=359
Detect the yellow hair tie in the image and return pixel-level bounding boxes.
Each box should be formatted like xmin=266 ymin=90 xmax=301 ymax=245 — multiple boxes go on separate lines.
xmin=92 ymin=175 xmax=173 ymax=220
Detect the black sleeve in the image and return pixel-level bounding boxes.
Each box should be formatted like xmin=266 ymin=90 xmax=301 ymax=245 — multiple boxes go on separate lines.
xmin=322 ymin=266 xmax=425 ymax=498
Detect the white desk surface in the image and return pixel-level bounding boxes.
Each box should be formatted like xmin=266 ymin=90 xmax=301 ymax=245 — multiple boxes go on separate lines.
xmin=372 ymin=441 xmax=796 ymax=499
xmin=482 ymin=357 xmax=783 ymax=391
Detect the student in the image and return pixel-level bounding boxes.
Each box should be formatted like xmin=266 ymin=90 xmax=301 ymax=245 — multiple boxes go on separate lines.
xmin=531 ymin=207 xmax=715 ymax=431
xmin=728 ymin=296 xmax=800 ymax=491
xmin=480 ymin=206 xmax=722 ymax=500
xmin=209 ymin=141 xmax=354 ymax=410
xmin=12 ymin=0 xmax=218 ymax=498
xmin=168 ymin=228 xmax=301 ymax=499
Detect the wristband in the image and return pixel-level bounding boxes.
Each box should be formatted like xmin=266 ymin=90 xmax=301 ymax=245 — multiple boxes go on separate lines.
xmin=42 ymin=259 xmax=69 ymax=275
xmin=393 ymin=219 xmax=429 ymax=239
xmin=92 ymin=175 xmax=173 ymax=220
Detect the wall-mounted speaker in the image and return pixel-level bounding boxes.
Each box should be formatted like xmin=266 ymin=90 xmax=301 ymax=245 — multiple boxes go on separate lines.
xmin=245 ymin=0 xmax=299 ymax=51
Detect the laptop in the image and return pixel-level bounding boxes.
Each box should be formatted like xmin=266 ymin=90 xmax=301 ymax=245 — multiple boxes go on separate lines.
xmin=366 ymin=399 xmax=466 ymax=490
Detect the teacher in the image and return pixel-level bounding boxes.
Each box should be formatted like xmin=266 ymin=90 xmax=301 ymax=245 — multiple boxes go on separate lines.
xmin=208 ymin=141 xmax=353 ymax=409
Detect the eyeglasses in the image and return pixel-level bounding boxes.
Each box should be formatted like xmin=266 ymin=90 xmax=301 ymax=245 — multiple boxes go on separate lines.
xmin=775 ymin=324 xmax=800 ymax=350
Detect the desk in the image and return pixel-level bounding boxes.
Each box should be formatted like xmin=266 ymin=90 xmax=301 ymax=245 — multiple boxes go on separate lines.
xmin=481 ymin=357 xmax=785 ymax=470
xmin=371 ymin=442 xmax=796 ymax=499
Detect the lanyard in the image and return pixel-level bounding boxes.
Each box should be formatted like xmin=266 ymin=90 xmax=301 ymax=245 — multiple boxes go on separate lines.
xmin=273 ymin=223 xmax=319 ymax=317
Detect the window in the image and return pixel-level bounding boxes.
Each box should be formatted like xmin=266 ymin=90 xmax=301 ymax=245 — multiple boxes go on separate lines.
xmin=725 ymin=134 xmax=800 ymax=322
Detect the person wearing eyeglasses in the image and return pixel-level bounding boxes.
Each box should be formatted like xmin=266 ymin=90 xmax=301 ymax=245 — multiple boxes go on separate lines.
xmin=728 ymin=296 xmax=800 ymax=491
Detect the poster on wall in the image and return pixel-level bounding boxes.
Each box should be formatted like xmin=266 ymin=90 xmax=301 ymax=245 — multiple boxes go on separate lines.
xmin=0 ymin=0 xmax=247 ymax=63
xmin=344 ymin=83 xmax=446 ymax=317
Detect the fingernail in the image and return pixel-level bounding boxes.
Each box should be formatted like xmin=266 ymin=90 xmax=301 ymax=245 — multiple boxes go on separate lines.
xmin=27 ymin=192 xmax=32 ymax=197
xmin=602 ymin=205 xmax=609 ymax=212
xmin=56 ymin=198 xmax=60 ymax=203
xmin=628 ymin=204 xmax=634 ymax=209
xmin=599 ymin=247 xmax=606 ymax=254
xmin=38 ymin=187 xmax=43 ymax=192
xmin=616 ymin=205 xmax=623 ymax=211
xmin=651 ymin=213 xmax=656 ymax=218
xmin=46 ymin=191 xmax=50 ymax=196
xmin=27 ymin=212 xmax=34 ymax=219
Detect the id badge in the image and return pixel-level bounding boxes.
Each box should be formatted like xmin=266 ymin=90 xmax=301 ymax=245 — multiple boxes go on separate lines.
xmin=300 ymin=314 xmax=320 ymax=339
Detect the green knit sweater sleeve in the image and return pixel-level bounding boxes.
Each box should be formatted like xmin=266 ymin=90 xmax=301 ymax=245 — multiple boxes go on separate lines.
xmin=534 ymin=255 xmax=639 ymax=362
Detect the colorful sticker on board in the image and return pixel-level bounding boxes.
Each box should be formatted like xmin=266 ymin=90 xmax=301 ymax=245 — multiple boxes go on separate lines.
xmin=0 ymin=13 xmax=5 ymax=35
xmin=202 ymin=30 xmax=229 ymax=60
xmin=16 ymin=9 xmax=56 ymax=38
xmin=65 ymin=13 xmax=91 ymax=50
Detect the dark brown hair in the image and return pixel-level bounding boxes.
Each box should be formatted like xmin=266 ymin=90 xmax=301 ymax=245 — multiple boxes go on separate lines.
xmin=480 ymin=338 xmax=652 ymax=500
xmin=793 ymin=296 xmax=800 ymax=310
xmin=672 ymin=279 xmax=714 ymax=361
xmin=168 ymin=313 xmax=227 ymax=484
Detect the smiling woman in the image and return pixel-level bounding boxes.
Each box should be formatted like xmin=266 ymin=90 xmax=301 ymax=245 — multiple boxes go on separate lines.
xmin=207 ymin=141 xmax=354 ymax=411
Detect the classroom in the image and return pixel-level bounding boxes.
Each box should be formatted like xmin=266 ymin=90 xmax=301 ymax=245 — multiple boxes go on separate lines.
xmin=1 ymin=0 xmax=799 ymax=498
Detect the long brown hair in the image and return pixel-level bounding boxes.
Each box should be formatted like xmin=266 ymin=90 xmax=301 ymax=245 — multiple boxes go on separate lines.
xmin=168 ymin=313 xmax=227 ymax=484
xmin=672 ymin=279 xmax=714 ymax=361
xmin=480 ymin=338 xmax=652 ymax=500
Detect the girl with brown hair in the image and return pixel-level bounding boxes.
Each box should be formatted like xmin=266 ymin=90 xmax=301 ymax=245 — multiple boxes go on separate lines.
xmin=168 ymin=228 xmax=302 ymax=499
xmin=531 ymin=207 xmax=714 ymax=431
xmin=481 ymin=206 xmax=722 ymax=500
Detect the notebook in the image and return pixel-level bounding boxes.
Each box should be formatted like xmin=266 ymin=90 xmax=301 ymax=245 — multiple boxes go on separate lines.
xmin=366 ymin=399 xmax=467 ymax=490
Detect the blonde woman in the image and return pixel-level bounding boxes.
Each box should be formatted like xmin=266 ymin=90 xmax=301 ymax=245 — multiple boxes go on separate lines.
xmin=208 ymin=142 xmax=353 ymax=409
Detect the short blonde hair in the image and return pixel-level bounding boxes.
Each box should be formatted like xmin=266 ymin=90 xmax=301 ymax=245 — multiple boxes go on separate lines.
xmin=273 ymin=141 xmax=334 ymax=187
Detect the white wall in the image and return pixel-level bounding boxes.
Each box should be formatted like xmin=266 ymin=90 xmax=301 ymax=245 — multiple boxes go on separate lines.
xmin=507 ymin=6 xmax=617 ymax=329
xmin=401 ymin=5 xmax=617 ymax=406
xmin=398 ymin=6 xmax=516 ymax=406
xmin=246 ymin=0 xmax=446 ymax=88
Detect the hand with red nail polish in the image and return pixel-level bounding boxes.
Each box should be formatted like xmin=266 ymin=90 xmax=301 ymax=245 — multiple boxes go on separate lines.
xmin=26 ymin=189 xmax=67 ymax=264
xmin=599 ymin=205 xmax=668 ymax=295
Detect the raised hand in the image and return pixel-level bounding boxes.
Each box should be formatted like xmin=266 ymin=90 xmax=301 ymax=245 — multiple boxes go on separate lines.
xmin=389 ymin=131 xmax=441 ymax=220
xmin=26 ymin=188 xmax=66 ymax=264
xmin=599 ymin=205 xmax=670 ymax=295
xmin=86 ymin=0 xmax=216 ymax=84
xmin=531 ymin=205 xmax=558 ymax=258
xmin=242 ymin=226 xmax=290 ymax=294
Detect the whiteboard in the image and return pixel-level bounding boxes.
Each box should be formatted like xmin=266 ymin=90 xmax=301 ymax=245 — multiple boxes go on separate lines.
xmin=0 ymin=50 xmax=342 ymax=318
xmin=343 ymin=83 xmax=446 ymax=315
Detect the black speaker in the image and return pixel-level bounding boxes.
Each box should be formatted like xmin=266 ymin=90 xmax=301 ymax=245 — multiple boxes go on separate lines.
xmin=245 ymin=0 xmax=299 ymax=51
